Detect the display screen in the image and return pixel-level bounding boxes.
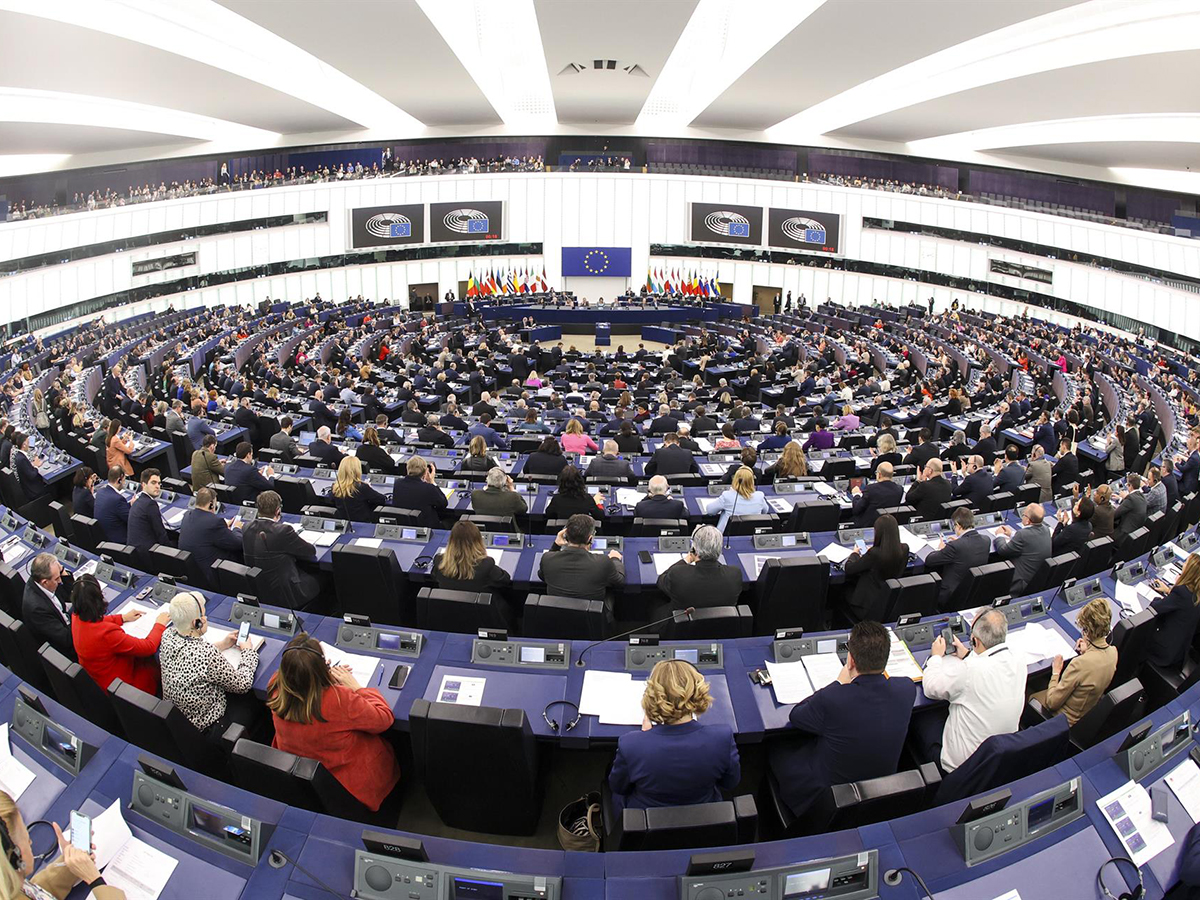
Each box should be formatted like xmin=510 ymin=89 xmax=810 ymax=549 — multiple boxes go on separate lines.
xmin=451 ymin=878 xmax=505 ymax=899
xmin=42 ymin=721 xmax=76 ymax=761
xmin=1026 ymin=796 xmax=1055 ymax=833
xmin=782 ymin=535 xmax=796 ymax=547
xmin=493 ymin=535 xmax=510 ymax=546
xmin=323 ymin=520 xmax=337 ymax=531
xmin=402 ymin=528 xmax=417 ymax=540
xmin=189 ymin=803 xmax=227 ymax=840
xmin=674 ymin=648 xmax=699 ymax=663
xmin=592 ymin=538 xmax=608 ymax=550
xmin=783 ymin=868 xmax=832 ymax=896
xmin=377 ymin=632 xmax=401 ymax=651
xmin=262 ymin=612 xmax=281 ymax=629
xmin=520 ymin=646 xmax=545 ymax=663
xmin=816 ymin=639 xmax=837 ymax=654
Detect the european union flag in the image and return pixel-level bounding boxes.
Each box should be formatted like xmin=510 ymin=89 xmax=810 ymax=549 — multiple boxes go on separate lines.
xmin=728 ymin=222 xmax=750 ymax=237
xmin=804 ymin=228 xmax=826 ymax=244
xmin=390 ymin=223 xmax=411 ymax=237
xmin=468 ymin=218 xmax=488 ymax=233
xmin=561 ymin=247 xmax=633 ymax=277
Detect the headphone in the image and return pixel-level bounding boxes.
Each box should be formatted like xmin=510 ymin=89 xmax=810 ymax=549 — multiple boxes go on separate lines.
xmin=0 ymin=815 xmax=20 ymax=873
xmin=412 ymin=555 xmax=433 ymax=571
xmin=179 ymin=591 xmax=204 ymax=632
xmin=542 ymin=699 xmax=580 ymax=733
xmin=1097 ymin=857 xmax=1143 ymax=900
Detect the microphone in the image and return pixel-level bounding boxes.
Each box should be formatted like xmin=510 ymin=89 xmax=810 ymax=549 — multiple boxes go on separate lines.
xmin=725 ymin=491 xmax=739 ymax=549
xmin=575 ymin=607 xmax=695 ymax=667
xmin=883 ymin=867 xmax=933 ymax=899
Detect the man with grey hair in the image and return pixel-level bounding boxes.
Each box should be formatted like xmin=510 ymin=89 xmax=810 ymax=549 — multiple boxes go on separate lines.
xmin=585 ymin=440 xmax=634 ymax=480
xmin=308 ymin=425 xmax=346 ymax=467
xmin=165 ymin=400 xmax=186 ymax=436
xmin=918 ymin=609 xmax=1026 ymax=772
xmin=390 ymin=455 xmax=447 ymax=528
xmin=656 ymin=524 xmax=743 ymax=611
xmin=992 ymin=503 xmax=1051 ymax=594
xmin=647 ymin=403 xmax=679 ymax=436
xmin=634 ymin=475 xmax=686 ymax=519
xmin=676 ymin=421 xmax=700 ymax=452
xmin=22 ymin=551 xmax=75 ymax=659
xmin=471 ymin=466 xmax=528 ymax=518
xmin=418 ymin=412 xmax=455 ymax=448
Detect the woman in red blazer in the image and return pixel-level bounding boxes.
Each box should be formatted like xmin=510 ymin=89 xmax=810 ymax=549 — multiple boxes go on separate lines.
xmin=70 ymin=575 xmax=169 ymax=694
xmin=267 ymin=633 xmax=400 ymax=812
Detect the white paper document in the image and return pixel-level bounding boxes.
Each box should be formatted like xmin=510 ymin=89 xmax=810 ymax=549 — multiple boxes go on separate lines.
xmin=92 ymin=799 xmax=132 ymax=869
xmin=884 ymin=630 xmax=924 ymax=683
xmin=485 ymin=547 xmax=505 ymax=564
xmin=436 ymin=673 xmax=486 ymax=706
xmin=764 ymin=660 xmax=814 ymax=704
xmin=320 ymin=641 xmax=379 ymax=687
xmin=767 ymin=497 xmax=794 ymax=513
xmin=751 ymin=555 xmax=775 ymax=578
xmin=898 ymin=526 xmax=931 ymax=553
xmin=0 ymin=725 xmax=35 ymax=800
xmin=615 ymin=488 xmax=647 ymax=507
xmin=699 ymin=464 xmax=725 ymax=477
xmin=701 ymin=496 xmax=723 ymax=513
xmin=817 ymin=542 xmax=854 ymax=565
xmin=119 ymin=601 xmax=164 ymax=640
xmin=579 ymin=670 xmax=634 ymax=716
xmin=598 ymin=679 xmax=647 ymax=725
xmin=1098 ymin=780 xmax=1175 ymax=865
xmin=297 ymin=530 xmax=339 ymax=547
xmin=694 ymin=438 xmax=714 ymax=453
xmin=163 ymin=508 xmax=185 ymax=528
xmin=104 ymin=837 xmax=179 ymax=900
xmin=652 ymin=553 xmax=686 ymax=576
xmin=202 ymin=626 xmax=266 ymax=669
xmin=812 ymin=482 xmax=841 ymax=498
xmin=1113 ymin=579 xmax=1143 ymax=613
xmin=1006 ymin=622 xmax=1077 ymax=666
xmin=801 ymin=653 xmax=844 ymax=691
xmin=355 ymin=537 xmax=383 ymax=549
xmin=1166 ymin=759 xmax=1200 ymax=823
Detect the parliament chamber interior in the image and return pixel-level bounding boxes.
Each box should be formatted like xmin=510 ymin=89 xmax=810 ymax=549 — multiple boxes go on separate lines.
xmin=3 ymin=2 xmax=1200 ymax=898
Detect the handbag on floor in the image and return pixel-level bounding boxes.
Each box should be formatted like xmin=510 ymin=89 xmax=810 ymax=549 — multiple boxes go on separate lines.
xmin=557 ymin=791 xmax=602 ymax=851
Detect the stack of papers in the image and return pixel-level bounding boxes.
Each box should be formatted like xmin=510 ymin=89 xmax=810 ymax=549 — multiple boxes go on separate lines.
xmin=1114 ymin=580 xmax=1158 ymax=614
xmin=92 ymin=800 xmax=179 ymax=900
xmin=436 ymin=673 xmax=486 ymax=706
xmin=763 ymin=660 xmax=814 ymax=704
xmin=652 ymin=553 xmax=687 ymax=576
xmin=1098 ymin=780 xmax=1175 ymax=866
xmin=163 ymin=508 xmax=185 ymax=528
xmin=700 ymin=496 xmax=723 ymax=513
xmin=355 ymin=537 xmax=383 ymax=549
xmin=1166 ymin=758 xmax=1200 ymax=823
xmin=320 ymin=640 xmax=379 ymax=687
xmin=0 ymin=724 xmax=35 ymax=799
xmin=812 ymin=482 xmax=841 ymax=499
xmin=898 ymin=526 xmax=932 ymax=553
xmin=751 ymin=555 xmax=774 ymax=578
xmin=801 ymin=653 xmax=844 ymax=691
xmin=578 ymin=670 xmax=646 ymax=725
xmin=817 ymin=542 xmax=854 ymax=565
xmin=296 ymin=530 xmax=339 ymax=547
xmin=119 ymin=601 xmax=164 ymax=640
xmin=615 ymin=488 xmax=647 ymax=507
xmin=885 ymin=630 xmax=924 ymax=682
xmin=694 ymin=438 xmax=714 ymax=453
xmin=1007 ymin=622 xmax=1077 ymax=666
xmin=202 ymin=626 xmax=266 ymax=669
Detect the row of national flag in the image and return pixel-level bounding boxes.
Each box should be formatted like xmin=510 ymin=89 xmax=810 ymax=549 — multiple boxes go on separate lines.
xmin=645 ymin=267 xmax=721 ymax=297
xmin=466 ymin=266 xmax=549 ymax=297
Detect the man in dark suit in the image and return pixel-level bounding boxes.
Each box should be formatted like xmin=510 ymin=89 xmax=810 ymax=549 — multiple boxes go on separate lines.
xmin=11 ymin=434 xmax=49 ymax=500
xmin=905 ymin=458 xmax=953 ymax=521
xmin=470 ymin=467 xmax=528 ymax=518
xmin=850 ymin=462 xmax=903 ymax=527
xmin=233 ymin=396 xmax=259 ymax=447
xmin=1179 ymin=434 xmax=1200 ymax=496
xmin=268 ymin=416 xmax=300 ymax=462
xmin=374 ymin=414 xmax=404 ymax=445
xmin=902 ymin=429 xmax=939 ymax=471
xmin=127 ymin=467 xmax=171 ymax=554
xmin=224 ymin=442 xmax=275 ymax=502
xmin=308 ymin=391 xmax=337 ymax=432
xmin=471 ymin=392 xmax=499 ymax=419
xmin=178 ymin=486 xmax=244 ymax=576
xmin=1032 ymin=413 xmax=1057 ymax=456
xmin=242 ymin=489 xmax=320 ymax=609
xmin=657 ymin=525 xmax=742 ymax=611
xmin=1163 ymin=457 xmax=1181 ymax=510
xmin=646 ymin=405 xmax=679 ymax=437
xmin=972 ymin=426 xmax=998 ymax=467
xmin=391 ymin=456 xmax=448 ymax=528
xmin=22 ymin=552 xmax=75 ymax=660
xmin=400 ymin=400 xmax=425 ymax=426
xmin=633 ymin=476 xmax=686 ymax=519
xmin=307 ymin=427 xmax=346 ymax=467
xmin=1051 ymin=437 xmax=1080 ymax=491
xmin=538 ymin=514 xmax=623 ymax=610
xmin=952 ymin=455 xmax=995 ymax=509
xmin=994 ymin=445 xmax=1025 ymax=493
xmin=1112 ymin=472 xmax=1149 ymax=543
xmin=94 ymin=466 xmax=131 ymax=543
xmin=689 ymin=406 xmax=718 ymax=434
xmin=467 ymin=414 xmax=509 ymax=450
xmin=768 ymin=621 xmax=915 ymax=818
xmin=417 ymin=414 xmax=456 ymax=449
xmin=992 ymin=503 xmax=1052 ymax=594
xmin=585 ymin=441 xmax=634 ymax=480
xmin=1052 ymin=495 xmax=1094 ymax=555
xmin=923 ymin=507 xmax=991 ymax=610
xmin=644 ymin=433 xmax=699 ymax=477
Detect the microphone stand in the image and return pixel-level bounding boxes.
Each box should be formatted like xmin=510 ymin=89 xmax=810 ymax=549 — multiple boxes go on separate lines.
xmin=575 ymin=607 xmax=695 ymax=667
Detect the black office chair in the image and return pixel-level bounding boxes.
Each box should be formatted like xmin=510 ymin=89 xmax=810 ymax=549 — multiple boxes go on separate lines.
xmin=95 ymin=541 xmax=141 ymax=571
xmin=169 ymin=432 xmax=193 ymax=471
xmin=0 ymin=563 xmax=24 ymax=619
xmin=107 ymin=679 xmax=226 ymax=776
xmin=0 ymin=612 xmax=50 ymax=692
xmin=376 ymin=507 xmax=423 ymax=528
xmin=611 ymin=796 xmax=757 ymax=851
xmin=1144 ymin=510 xmax=1169 ymax=549
xmin=755 ymin=557 xmax=828 ymax=634
xmin=630 ymin=518 xmax=690 ymax=537
xmin=935 ymin=714 xmax=1071 ymax=804
xmin=661 ymin=605 xmax=753 ymax=640
xmin=1116 ymin=526 xmax=1151 ymax=564
xmin=724 ymin=515 xmax=779 ymax=536
xmin=1079 ymin=536 xmax=1115 ymax=577
xmin=274 ymin=475 xmax=320 ymax=515
xmin=229 ymin=736 xmax=398 ymax=825
xmin=982 ymin=491 xmax=1014 ymax=513
xmin=764 ymin=765 xmax=937 ymax=837
xmin=521 ymin=594 xmax=606 ymax=640
xmin=210 ymin=559 xmax=263 ymax=598
xmin=1013 ymin=484 xmax=1041 ymax=507
xmin=787 ymin=500 xmax=840 ymax=533
xmin=1109 ymin=609 xmax=1157 ymax=691
xmin=300 ymin=505 xmax=338 ymax=519
xmin=37 ymin=643 xmax=121 ymax=735
xmin=410 ymin=698 xmax=541 ymax=835
xmin=883 ymin=573 xmax=941 ymax=621
xmin=960 ymin=561 xmax=1015 ymax=608
xmin=1023 ymin=551 xmax=1080 ymax=596
xmin=1031 ymin=678 xmax=1145 ymax=751
xmin=146 ymin=544 xmax=208 ymax=590
xmin=48 ymin=501 xmax=73 ymax=540
xmin=876 ymin=505 xmax=916 ymax=526
xmin=331 ymin=545 xmax=411 ymax=626
xmin=69 ymin=515 xmax=103 ymax=554
xmin=415 ymin=587 xmax=511 ymax=633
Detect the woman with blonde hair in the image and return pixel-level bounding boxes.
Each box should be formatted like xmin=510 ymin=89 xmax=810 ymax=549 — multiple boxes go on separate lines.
xmin=1147 ymin=553 xmax=1200 ymax=668
xmin=560 ymin=417 xmax=598 ymax=454
xmin=434 ymin=520 xmax=513 ymax=604
xmin=711 ymin=466 xmax=770 ymax=532
xmin=330 ymin=455 xmax=387 ymax=523
xmin=871 ymin=432 xmax=902 ymax=475
xmin=0 ymin=788 xmax=124 ymax=899
xmin=1029 ymin=597 xmax=1116 ymax=725
xmin=608 ymin=659 xmax=739 ymax=815
xmin=268 ymin=633 xmax=400 ymax=812
xmin=763 ymin=440 xmax=809 ymax=484
xmin=459 ymin=434 xmax=498 ymax=473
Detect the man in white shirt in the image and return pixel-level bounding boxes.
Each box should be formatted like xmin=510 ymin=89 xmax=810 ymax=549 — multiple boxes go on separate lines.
xmin=917 ymin=609 xmax=1026 ymax=773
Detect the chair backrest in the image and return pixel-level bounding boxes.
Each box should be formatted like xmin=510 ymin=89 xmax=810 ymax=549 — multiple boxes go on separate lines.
xmin=1013 ymin=484 xmax=1041 ymax=507
xmin=230 ymin=737 xmax=377 ymax=822
xmin=210 ymin=559 xmax=263 ymax=599
xmin=106 ymin=679 xmax=211 ymax=771
xmin=618 ymin=795 xmax=757 ymax=851
xmin=934 ymin=708 xmax=1072 ymax=804
xmin=1145 ymin=510 xmax=1168 ymax=548
xmin=273 ymin=475 xmax=318 ymax=514
xmin=883 ymin=573 xmax=941 ymax=621
xmin=787 ymin=500 xmax=840 ymax=533
xmin=1110 ymin=609 xmax=1157 ymax=691
xmin=724 ymin=514 xmax=779 ymax=536
xmin=630 ymin=518 xmax=689 ymax=537
xmin=415 ymin=587 xmax=510 ymax=634
xmin=0 ymin=612 xmax=50 ymax=691
xmin=409 ymin=699 xmax=540 ymax=835
xmin=95 ymin=541 xmax=141 ymax=571
xmin=962 ymin=561 xmax=1014 ymax=607
xmin=1070 ymin=678 xmax=1146 ymax=749
xmin=755 ymin=557 xmax=828 ymax=634
xmin=983 ymin=491 xmax=1014 ymax=513
xmin=37 ymin=643 xmax=120 ymax=734
xmin=48 ymin=501 xmax=73 ymax=540
xmin=331 ymin=545 xmax=410 ymax=626
xmin=1080 ymin=536 xmax=1115 ymax=577
xmin=69 ymin=515 xmax=103 ymax=553
xmin=146 ymin=544 xmax=207 ymax=589
xmin=1024 ymin=551 xmax=1080 ymax=596
xmin=0 ymin=563 xmax=24 ymax=619
xmin=1116 ymin=527 xmax=1151 ymax=563
xmin=662 ymin=605 xmax=753 ymax=640
xmin=521 ymin=594 xmax=606 ymax=641
xmin=825 ymin=767 xmax=932 ymax=832
xmin=876 ymin=505 xmax=916 ymax=526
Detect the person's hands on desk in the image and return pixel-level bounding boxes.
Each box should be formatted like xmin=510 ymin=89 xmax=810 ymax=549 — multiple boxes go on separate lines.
xmin=121 ymin=607 xmax=145 ymax=623
xmin=330 ymin=664 xmax=362 ymax=691
xmin=607 ymin=550 xmax=622 ymax=561
xmin=994 ymin=524 xmax=1014 ymax=538
xmin=155 ymin=609 xmax=171 ymax=627
xmin=50 ymin=822 xmax=101 ymax=885
xmin=1151 ymin=578 xmax=1170 ymax=595
xmin=216 ymin=631 xmax=239 ymax=651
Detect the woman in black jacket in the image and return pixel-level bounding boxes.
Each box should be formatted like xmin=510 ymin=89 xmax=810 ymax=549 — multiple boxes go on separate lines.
xmin=544 ymin=465 xmax=603 ymax=521
xmin=72 ymin=466 xmax=97 ymax=518
xmin=843 ymin=514 xmax=907 ymax=621
xmin=613 ymin=420 xmax=644 ymax=455
xmin=355 ymin=427 xmax=398 ymax=475
xmin=434 ymin=520 xmax=514 ymax=617
xmin=1147 ymin=553 xmax=1200 ymax=668
xmin=524 ymin=437 xmax=570 ymax=476
xmin=459 ymin=435 xmax=499 ymax=474
xmin=331 ymin=456 xmax=388 ymax=524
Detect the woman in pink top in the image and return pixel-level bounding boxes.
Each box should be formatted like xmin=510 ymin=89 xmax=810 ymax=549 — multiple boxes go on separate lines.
xmin=560 ymin=418 xmax=598 ymax=454
xmin=524 ymin=370 xmax=544 ymax=388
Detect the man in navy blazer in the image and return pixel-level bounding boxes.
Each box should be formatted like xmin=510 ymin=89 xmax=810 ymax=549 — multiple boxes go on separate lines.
xmin=993 ymin=445 xmax=1025 ymax=492
xmin=467 ymin=413 xmax=509 ymax=450
xmin=923 ymin=507 xmax=992 ymax=610
xmin=951 ymin=455 xmax=995 ymax=508
xmin=1032 ymin=414 xmax=1057 ymax=456
xmin=1179 ymin=434 xmax=1200 ymax=496
xmin=127 ymin=467 xmax=172 ymax=553
xmin=94 ymin=466 xmax=131 ymax=543
xmin=633 ymin=476 xmax=686 ymax=519
xmin=178 ymin=486 xmax=244 ymax=575
xmin=309 ymin=391 xmax=337 ymax=432
xmin=768 ymin=621 xmax=915 ymax=818
xmin=850 ymin=462 xmax=903 ymax=527
xmin=224 ymin=441 xmax=275 ymax=502
xmin=307 ymin=427 xmax=346 ymax=467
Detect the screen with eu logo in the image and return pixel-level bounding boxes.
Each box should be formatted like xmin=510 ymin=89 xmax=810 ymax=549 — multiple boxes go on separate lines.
xmin=767 ymin=207 xmax=840 ymax=254
xmin=349 ymin=204 xmax=425 ymax=249
xmin=429 ymin=200 xmax=504 ymax=242
xmin=689 ymin=202 xmax=762 ymax=246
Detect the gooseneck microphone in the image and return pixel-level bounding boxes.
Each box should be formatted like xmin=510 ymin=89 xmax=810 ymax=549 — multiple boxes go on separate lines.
xmin=574 ymin=608 xmax=695 ymax=667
